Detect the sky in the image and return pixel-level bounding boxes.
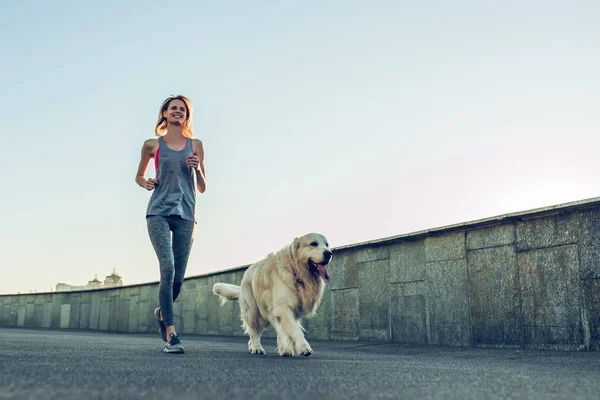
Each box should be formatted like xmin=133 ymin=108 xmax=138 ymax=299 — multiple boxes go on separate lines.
xmin=1 ymin=0 xmax=599 ymax=295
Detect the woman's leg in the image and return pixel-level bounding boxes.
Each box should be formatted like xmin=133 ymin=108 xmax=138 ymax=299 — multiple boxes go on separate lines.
xmin=147 ymin=215 xmax=194 ymax=353
xmin=146 ymin=216 xmax=177 ymax=334
xmin=171 ymin=216 xmax=195 ymax=302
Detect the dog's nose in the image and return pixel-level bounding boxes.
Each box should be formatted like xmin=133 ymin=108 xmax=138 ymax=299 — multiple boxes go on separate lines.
xmin=323 ymin=249 xmax=332 ymax=261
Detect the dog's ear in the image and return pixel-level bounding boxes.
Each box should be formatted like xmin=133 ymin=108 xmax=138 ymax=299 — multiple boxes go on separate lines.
xmin=289 ymin=237 xmax=301 ymax=260
xmin=292 ymin=237 xmax=301 ymax=252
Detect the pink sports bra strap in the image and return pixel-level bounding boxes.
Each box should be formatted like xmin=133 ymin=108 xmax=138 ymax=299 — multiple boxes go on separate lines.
xmin=155 ymin=147 xmax=160 ymax=172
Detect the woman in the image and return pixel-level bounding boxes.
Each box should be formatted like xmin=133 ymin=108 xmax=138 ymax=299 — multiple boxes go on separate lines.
xmin=135 ymin=94 xmax=207 ymax=353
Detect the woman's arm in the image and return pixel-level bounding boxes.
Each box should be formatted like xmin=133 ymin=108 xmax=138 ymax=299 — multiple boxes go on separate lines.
xmin=192 ymin=139 xmax=207 ymax=193
xmin=135 ymin=139 xmax=159 ymax=190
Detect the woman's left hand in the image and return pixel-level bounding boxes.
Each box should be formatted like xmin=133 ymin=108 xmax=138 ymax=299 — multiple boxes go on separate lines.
xmin=186 ymin=155 xmax=200 ymax=170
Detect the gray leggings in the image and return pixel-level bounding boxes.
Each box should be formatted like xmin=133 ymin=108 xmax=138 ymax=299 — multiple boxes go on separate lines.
xmin=146 ymin=215 xmax=195 ymax=327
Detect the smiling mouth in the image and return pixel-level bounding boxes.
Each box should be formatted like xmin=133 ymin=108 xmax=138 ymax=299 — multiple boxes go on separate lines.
xmin=308 ymin=259 xmax=331 ymax=283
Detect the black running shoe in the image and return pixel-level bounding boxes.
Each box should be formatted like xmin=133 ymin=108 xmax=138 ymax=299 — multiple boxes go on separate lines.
xmin=153 ymin=307 xmax=167 ymax=342
xmin=164 ymin=333 xmax=185 ymax=354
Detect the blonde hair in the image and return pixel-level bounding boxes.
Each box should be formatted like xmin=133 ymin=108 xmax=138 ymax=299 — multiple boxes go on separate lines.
xmin=154 ymin=94 xmax=194 ymax=138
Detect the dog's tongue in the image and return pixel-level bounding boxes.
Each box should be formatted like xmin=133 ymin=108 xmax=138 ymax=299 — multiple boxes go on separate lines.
xmin=316 ymin=264 xmax=331 ymax=283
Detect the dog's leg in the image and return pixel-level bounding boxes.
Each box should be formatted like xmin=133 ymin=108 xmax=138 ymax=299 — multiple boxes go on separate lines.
xmin=243 ymin=315 xmax=266 ymax=355
xmin=273 ymin=322 xmax=295 ymax=356
xmin=272 ymin=307 xmax=313 ymax=357
xmin=247 ymin=326 xmax=266 ymax=355
xmin=240 ymin=297 xmax=266 ymax=355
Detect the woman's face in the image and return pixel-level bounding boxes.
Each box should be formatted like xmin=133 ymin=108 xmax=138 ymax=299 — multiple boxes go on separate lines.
xmin=163 ymin=99 xmax=188 ymax=125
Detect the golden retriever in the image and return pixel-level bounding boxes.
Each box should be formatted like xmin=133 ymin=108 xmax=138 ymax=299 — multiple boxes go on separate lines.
xmin=213 ymin=233 xmax=332 ymax=357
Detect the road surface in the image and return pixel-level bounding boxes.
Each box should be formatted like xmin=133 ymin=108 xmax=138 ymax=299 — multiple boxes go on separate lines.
xmin=0 ymin=328 xmax=598 ymax=399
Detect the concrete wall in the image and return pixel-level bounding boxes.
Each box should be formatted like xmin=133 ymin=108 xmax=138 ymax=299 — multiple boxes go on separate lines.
xmin=2 ymin=198 xmax=600 ymax=351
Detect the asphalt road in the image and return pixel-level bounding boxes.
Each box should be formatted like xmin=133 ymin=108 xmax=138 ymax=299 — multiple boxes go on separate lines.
xmin=0 ymin=328 xmax=598 ymax=399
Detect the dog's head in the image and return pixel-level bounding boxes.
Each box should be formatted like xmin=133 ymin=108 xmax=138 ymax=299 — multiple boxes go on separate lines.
xmin=292 ymin=233 xmax=332 ymax=283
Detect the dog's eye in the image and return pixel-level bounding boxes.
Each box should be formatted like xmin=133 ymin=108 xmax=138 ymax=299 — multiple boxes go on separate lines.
xmin=310 ymin=241 xmax=318 ymax=247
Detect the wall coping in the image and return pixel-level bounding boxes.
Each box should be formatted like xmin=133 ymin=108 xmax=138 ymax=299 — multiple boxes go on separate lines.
xmin=334 ymin=195 xmax=600 ymax=250
xmin=3 ymin=196 xmax=599 ymax=297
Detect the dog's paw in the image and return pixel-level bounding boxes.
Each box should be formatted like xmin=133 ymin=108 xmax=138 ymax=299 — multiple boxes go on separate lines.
xmin=276 ymin=334 xmax=296 ymax=356
xmin=300 ymin=349 xmax=313 ymax=357
xmin=276 ymin=343 xmax=296 ymax=357
xmin=277 ymin=347 xmax=294 ymax=357
xmin=248 ymin=337 xmax=266 ymax=355
xmin=296 ymin=340 xmax=313 ymax=357
xmin=248 ymin=341 xmax=267 ymax=354
xmin=249 ymin=347 xmax=267 ymax=355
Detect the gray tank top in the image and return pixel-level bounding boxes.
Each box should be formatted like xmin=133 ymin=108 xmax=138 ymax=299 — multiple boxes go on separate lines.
xmin=146 ymin=136 xmax=196 ymax=222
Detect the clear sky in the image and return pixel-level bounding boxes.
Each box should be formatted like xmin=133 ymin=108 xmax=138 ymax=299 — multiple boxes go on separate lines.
xmin=1 ymin=1 xmax=599 ymax=295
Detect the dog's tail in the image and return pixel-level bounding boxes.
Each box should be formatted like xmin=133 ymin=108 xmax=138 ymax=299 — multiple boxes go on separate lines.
xmin=213 ymin=283 xmax=241 ymax=306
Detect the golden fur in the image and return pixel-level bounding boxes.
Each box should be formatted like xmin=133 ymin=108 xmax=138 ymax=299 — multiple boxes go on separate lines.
xmin=213 ymin=233 xmax=332 ymax=356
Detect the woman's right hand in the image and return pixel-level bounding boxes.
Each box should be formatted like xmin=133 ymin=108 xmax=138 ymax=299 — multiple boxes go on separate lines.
xmin=145 ymin=178 xmax=158 ymax=191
